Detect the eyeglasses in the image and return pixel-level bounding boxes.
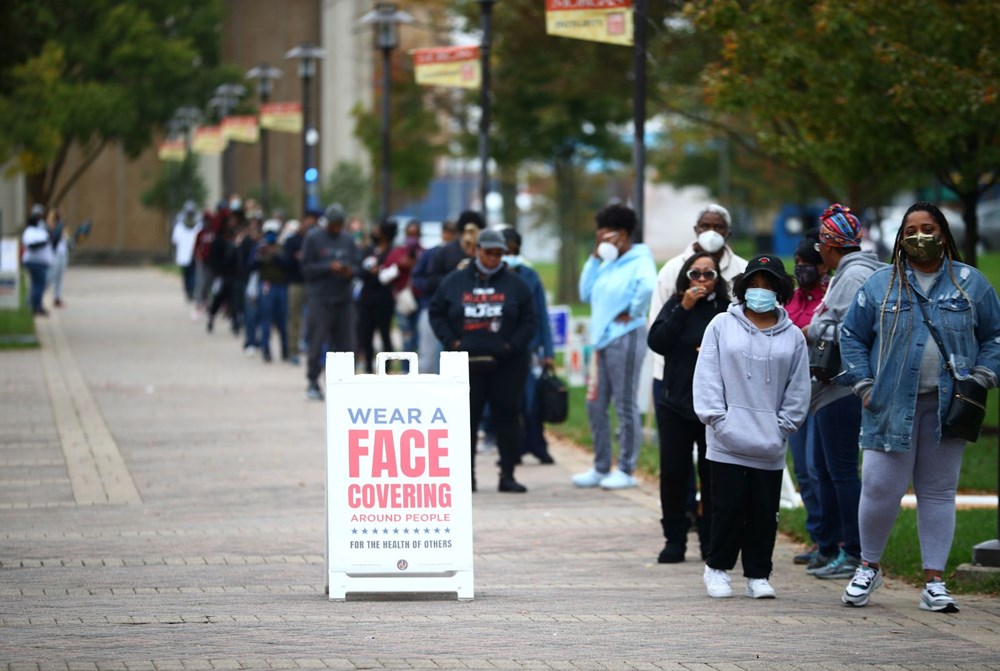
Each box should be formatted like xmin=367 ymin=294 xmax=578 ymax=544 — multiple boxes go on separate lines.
xmin=686 ymin=269 xmax=718 ymax=281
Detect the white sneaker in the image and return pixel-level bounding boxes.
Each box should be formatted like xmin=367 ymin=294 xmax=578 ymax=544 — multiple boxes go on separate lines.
xmin=704 ymin=566 xmax=733 ymax=598
xmin=842 ymin=563 xmax=882 ymax=607
xmin=599 ymin=470 xmax=638 ymax=490
xmin=920 ymin=579 xmax=959 ymax=613
xmin=244 ymin=345 xmax=258 ymax=358
xmin=746 ymin=578 xmax=776 ymax=599
xmin=571 ymin=468 xmax=608 ymax=488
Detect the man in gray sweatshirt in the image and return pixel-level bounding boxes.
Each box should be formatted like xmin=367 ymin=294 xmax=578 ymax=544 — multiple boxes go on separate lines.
xmin=803 ymin=204 xmax=886 ymax=580
xmin=301 ymin=204 xmax=361 ymax=400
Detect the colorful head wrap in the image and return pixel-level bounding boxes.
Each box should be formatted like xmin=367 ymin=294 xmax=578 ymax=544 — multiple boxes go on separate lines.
xmin=818 ymin=204 xmax=862 ymax=248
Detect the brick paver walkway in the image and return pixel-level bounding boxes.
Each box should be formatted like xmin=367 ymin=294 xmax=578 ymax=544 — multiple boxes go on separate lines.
xmin=1 ymin=268 xmax=998 ymax=670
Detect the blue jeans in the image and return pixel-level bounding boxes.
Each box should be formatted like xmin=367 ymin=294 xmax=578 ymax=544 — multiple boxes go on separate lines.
xmin=788 ymin=414 xmax=821 ymax=544
xmin=258 ymin=283 xmax=289 ymax=358
xmin=24 ymin=262 xmax=48 ymax=312
xmin=813 ymin=394 xmax=863 ymax=558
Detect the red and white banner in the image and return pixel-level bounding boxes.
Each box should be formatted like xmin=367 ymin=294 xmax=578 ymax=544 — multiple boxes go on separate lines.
xmin=191 ymin=126 xmax=226 ymax=155
xmin=545 ymin=0 xmax=633 ymax=46
xmin=221 ymin=115 xmax=260 ymax=144
xmin=157 ymin=138 xmax=186 ymax=162
xmin=259 ymin=102 xmax=303 ymax=134
xmin=412 ymin=46 xmax=481 ymax=89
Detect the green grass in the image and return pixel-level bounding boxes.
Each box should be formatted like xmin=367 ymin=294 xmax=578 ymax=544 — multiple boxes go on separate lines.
xmin=0 ymin=274 xmax=37 ymax=349
xmin=779 ymin=506 xmax=1000 ymax=592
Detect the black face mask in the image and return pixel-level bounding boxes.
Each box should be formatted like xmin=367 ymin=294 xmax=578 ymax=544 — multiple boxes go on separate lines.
xmin=794 ymin=264 xmax=820 ymax=288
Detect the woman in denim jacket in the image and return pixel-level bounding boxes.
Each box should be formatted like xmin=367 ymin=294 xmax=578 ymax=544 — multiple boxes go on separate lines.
xmin=838 ymin=202 xmax=1000 ymax=613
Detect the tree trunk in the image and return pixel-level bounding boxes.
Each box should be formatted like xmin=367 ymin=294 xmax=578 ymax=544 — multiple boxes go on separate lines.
xmin=555 ymin=158 xmax=582 ymax=305
xmin=499 ymin=163 xmax=518 ymax=228
xmin=959 ymin=190 xmax=980 ymax=268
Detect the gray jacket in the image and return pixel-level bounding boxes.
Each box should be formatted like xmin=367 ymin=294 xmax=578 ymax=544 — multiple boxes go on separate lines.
xmin=693 ymin=303 xmax=811 ymax=471
xmin=806 ymin=250 xmax=884 ymax=411
xmin=301 ymin=226 xmax=360 ymax=304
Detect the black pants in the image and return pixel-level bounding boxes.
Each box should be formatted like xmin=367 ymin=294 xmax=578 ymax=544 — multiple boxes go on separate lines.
xmin=657 ymin=403 xmax=711 ymax=525
xmin=469 ymin=353 xmax=528 ymax=484
xmin=707 ymin=460 xmax=783 ymax=579
xmin=358 ymin=299 xmax=395 ymax=374
xmin=306 ymin=300 xmax=356 ymax=385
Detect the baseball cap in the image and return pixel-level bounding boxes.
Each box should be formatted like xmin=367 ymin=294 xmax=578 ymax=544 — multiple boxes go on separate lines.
xmin=477 ymin=228 xmax=508 ymax=251
xmin=744 ymin=254 xmax=789 ymax=281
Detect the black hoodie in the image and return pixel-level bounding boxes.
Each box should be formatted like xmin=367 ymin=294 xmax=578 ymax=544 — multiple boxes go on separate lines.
xmin=428 ymin=262 xmax=537 ymax=360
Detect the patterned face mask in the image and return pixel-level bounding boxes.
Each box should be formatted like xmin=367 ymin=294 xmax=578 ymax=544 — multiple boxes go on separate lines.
xmin=901 ymin=233 xmax=943 ymax=264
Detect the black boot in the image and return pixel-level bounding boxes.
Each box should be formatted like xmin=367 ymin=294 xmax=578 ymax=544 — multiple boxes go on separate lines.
xmin=498 ymin=475 xmax=527 ymax=493
xmin=696 ymin=515 xmax=711 ymax=561
xmin=657 ymin=515 xmax=690 ymax=564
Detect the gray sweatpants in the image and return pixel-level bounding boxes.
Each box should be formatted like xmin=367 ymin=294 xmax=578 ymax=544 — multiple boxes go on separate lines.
xmin=858 ymin=392 xmax=965 ymax=571
xmin=586 ymin=326 xmax=646 ymax=476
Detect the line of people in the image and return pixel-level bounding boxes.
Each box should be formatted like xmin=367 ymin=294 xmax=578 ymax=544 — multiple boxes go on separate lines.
xmin=574 ymin=201 xmax=1000 ymax=612
xmin=172 ymin=200 xmax=558 ymax=494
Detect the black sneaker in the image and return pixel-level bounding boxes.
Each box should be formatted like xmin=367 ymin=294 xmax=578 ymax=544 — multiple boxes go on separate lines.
xmin=498 ymin=477 xmax=527 ymax=493
xmin=805 ymin=552 xmax=834 ymax=574
xmin=305 ymin=383 xmax=323 ymax=401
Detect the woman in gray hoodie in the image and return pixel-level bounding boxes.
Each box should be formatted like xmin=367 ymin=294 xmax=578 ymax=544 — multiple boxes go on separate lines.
xmin=693 ymin=254 xmax=811 ymax=599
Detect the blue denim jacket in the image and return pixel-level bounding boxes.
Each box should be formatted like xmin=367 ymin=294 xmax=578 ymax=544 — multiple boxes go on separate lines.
xmin=840 ymin=258 xmax=1000 ymax=451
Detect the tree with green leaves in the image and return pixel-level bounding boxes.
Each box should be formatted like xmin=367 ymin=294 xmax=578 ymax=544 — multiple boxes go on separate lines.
xmin=0 ymin=0 xmax=235 ymax=209
xmin=686 ymin=0 xmax=1000 ymax=265
xmin=320 ymin=161 xmax=372 ymax=222
xmin=352 ymin=60 xmax=444 ymax=221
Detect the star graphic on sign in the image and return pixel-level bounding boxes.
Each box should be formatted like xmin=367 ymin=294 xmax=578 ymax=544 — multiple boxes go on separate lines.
xmin=434 ymin=528 xmax=441 ymax=534
xmin=413 ymin=527 xmax=421 ymax=534
xmin=352 ymin=528 xmax=358 ymax=535
xmin=424 ymin=528 xmax=430 ymax=534
xmin=383 ymin=528 xmax=389 ymax=535
xmin=393 ymin=528 xmax=400 ymax=535
xmin=403 ymin=528 xmax=410 ymax=534
xmin=371 ymin=528 xmax=379 ymax=535
xmin=362 ymin=528 xmax=369 ymax=535
xmin=444 ymin=527 xmax=451 ymax=534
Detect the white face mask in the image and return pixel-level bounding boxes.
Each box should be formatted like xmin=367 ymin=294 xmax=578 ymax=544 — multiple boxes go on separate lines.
xmin=597 ymin=241 xmax=620 ymax=262
xmin=697 ymin=230 xmax=726 ymax=254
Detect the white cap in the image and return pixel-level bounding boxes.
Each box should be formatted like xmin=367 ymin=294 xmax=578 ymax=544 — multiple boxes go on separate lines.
xmin=262 ymin=219 xmax=282 ymax=234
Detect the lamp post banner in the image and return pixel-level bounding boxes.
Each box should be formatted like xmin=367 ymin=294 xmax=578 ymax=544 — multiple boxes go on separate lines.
xmin=326 ymin=351 xmax=474 ymax=600
xmin=191 ymin=126 xmax=227 ymax=155
xmin=259 ymin=102 xmax=303 ymax=134
xmin=545 ymin=0 xmax=633 ymax=46
xmin=157 ymin=139 xmax=186 ymax=162
xmin=221 ymin=115 xmax=260 ymax=144
xmin=412 ymin=46 xmax=481 ymax=89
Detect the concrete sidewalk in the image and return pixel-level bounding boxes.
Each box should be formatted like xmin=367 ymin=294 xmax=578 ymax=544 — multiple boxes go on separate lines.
xmin=1 ymin=267 xmax=998 ymax=671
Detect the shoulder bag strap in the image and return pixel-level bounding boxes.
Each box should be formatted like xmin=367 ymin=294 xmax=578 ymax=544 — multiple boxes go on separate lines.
xmin=913 ymin=292 xmax=957 ymax=380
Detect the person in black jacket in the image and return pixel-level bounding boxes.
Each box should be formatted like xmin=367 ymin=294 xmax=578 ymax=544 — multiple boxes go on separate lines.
xmin=429 ymin=228 xmax=537 ymax=493
xmin=647 ymin=252 xmax=731 ymax=563
xmin=423 ymin=210 xmax=484 ymax=298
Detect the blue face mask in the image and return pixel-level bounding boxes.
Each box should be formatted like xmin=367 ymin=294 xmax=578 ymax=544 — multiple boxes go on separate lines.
xmin=745 ymin=287 xmax=777 ymax=313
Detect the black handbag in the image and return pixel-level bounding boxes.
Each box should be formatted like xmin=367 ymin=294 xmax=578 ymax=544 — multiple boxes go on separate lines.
xmin=915 ymin=295 xmax=989 ymax=442
xmin=808 ymin=324 xmax=841 ymax=384
xmin=538 ymin=369 xmax=569 ymax=424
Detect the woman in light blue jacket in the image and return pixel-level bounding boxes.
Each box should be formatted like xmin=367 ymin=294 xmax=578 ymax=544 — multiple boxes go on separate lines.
xmin=573 ymin=204 xmax=657 ymax=491
xmin=839 ymin=202 xmax=1000 ymax=613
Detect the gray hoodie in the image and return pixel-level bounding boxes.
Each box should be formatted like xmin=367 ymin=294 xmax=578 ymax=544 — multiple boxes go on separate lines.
xmin=805 ymin=250 xmax=885 ymax=411
xmin=693 ymin=303 xmax=811 ymax=471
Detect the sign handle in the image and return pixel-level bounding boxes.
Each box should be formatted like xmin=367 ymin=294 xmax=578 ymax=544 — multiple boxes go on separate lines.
xmin=374 ymin=352 xmax=419 ymax=375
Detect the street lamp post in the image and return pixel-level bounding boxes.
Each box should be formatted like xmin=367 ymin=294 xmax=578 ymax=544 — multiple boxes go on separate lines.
xmin=477 ymin=0 xmax=495 ymax=212
xmin=285 ymin=43 xmax=326 ymax=215
xmin=245 ymin=64 xmax=283 ymax=212
xmin=631 ymin=0 xmax=647 ymax=242
xmin=358 ymin=4 xmax=414 ymax=221
xmin=209 ymin=83 xmax=247 ymax=199
xmin=171 ymin=106 xmax=202 ymax=203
